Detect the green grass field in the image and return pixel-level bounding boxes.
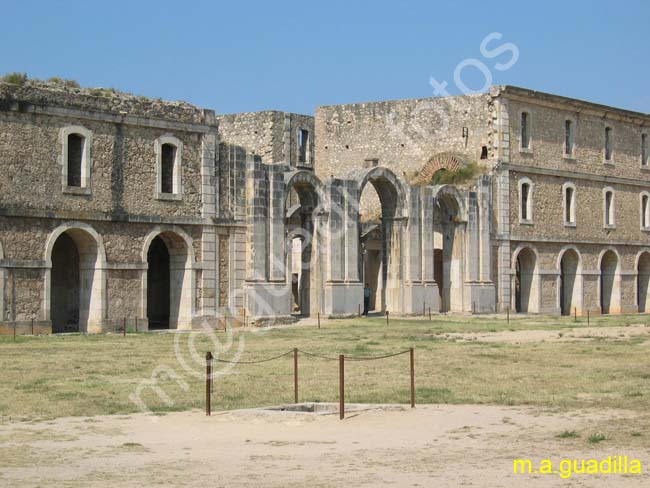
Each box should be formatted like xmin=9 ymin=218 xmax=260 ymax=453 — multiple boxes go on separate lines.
xmin=1 ymin=313 xmax=650 ymax=419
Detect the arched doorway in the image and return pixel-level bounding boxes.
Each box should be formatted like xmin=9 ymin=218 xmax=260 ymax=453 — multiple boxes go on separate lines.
xmin=143 ymin=229 xmax=194 ymax=330
xmin=433 ymin=189 xmax=465 ymax=312
xmin=47 ymin=226 xmax=105 ymax=333
xmin=637 ymin=252 xmax=650 ymax=312
xmin=285 ymin=172 xmax=323 ymax=317
xmin=147 ymin=236 xmax=171 ymax=329
xmin=357 ymin=168 xmax=404 ymax=314
xmin=514 ymin=247 xmax=537 ymax=313
xmin=559 ymin=248 xmax=581 ymax=316
xmin=600 ymin=250 xmax=619 ymax=315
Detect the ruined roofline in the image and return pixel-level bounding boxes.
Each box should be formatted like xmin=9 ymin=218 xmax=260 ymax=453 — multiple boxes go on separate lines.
xmin=0 ymin=79 xmax=215 ymax=126
xmin=316 ymin=92 xmax=488 ymax=110
xmin=217 ymin=109 xmax=314 ymax=119
xmin=493 ymin=85 xmax=650 ymax=124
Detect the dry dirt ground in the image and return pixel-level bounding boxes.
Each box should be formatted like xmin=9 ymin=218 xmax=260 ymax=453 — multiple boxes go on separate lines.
xmin=1 ymin=404 xmax=649 ymax=488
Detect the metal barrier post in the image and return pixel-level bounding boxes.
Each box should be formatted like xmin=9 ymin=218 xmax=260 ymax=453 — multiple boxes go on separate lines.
xmin=386 ymin=310 xmax=389 ymax=326
xmin=123 ymin=317 xmax=126 ymax=337
xmin=31 ymin=318 xmax=34 ymax=336
xmin=206 ymin=352 xmax=213 ymax=416
xmin=410 ymin=348 xmax=415 ymax=408
xmin=339 ymin=354 xmax=345 ymax=420
xmin=294 ymin=348 xmax=299 ymax=403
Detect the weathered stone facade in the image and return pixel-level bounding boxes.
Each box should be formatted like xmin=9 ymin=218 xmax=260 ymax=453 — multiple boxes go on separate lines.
xmin=1 ymin=80 xmax=648 ymax=333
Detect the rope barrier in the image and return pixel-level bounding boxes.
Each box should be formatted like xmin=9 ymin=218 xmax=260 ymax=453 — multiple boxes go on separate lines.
xmin=213 ymin=350 xmax=294 ymax=364
xmin=210 ymin=348 xmax=412 ymax=364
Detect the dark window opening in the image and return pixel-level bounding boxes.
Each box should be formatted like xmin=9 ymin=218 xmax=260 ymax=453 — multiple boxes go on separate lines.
xmin=161 ymin=143 xmax=176 ymax=194
xmin=605 ymin=127 xmax=613 ymax=161
xmin=521 ymin=183 xmax=530 ymax=220
xmin=298 ymin=129 xmax=309 ymax=163
xmin=480 ymin=146 xmax=488 ymax=159
xmin=605 ymin=191 xmax=613 ymax=225
xmin=565 ymin=187 xmax=574 ymax=223
xmin=67 ymin=134 xmax=83 ymax=187
xmin=565 ymin=120 xmax=573 ymax=155
xmin=521 ymin=112 xmax=530 ymax=149
xmin=643 ymin=195 xmax=649 ymax=228
xmin=642 ymin=134 xmax=648 ymax=166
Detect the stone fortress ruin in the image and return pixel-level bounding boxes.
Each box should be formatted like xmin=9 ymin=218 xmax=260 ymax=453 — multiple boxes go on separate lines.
xmin=1 ymin=80 xmax=649 ymax=332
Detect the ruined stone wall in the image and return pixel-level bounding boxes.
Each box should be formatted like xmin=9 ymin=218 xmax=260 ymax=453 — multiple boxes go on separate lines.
xmin=217 ymin=111 xmax=314 ymax=166
xmin=314 ymin=94 xmax=494 ymax=182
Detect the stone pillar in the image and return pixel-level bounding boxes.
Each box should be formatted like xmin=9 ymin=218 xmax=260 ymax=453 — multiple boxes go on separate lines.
xmin=421 ymin=186 xmax=440 ymax=313
xmin=268 ymin=166 xmax=286 ymax=282
xmin=200 ymin=130 xmax=218 ymax=323
xmin=323 ymin=179 xmax=363 ymax=316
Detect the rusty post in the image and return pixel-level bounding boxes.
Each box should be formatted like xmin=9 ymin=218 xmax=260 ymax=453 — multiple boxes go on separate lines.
xmin=386 ymin=310 xmax=389 ymax=326
xmin=206 ymin=352 xmax=213 ymax=416
xmin=574 ymin=307 xmax=577 ymax=322
xmin=317 ymin=312 xmax=321 ymax=329
xmin=339 ymin=354 xmax=345 ymax=420
xmin=31 ymin=318 xmax=34 ymax=336
xmin=294 ymin=348 xmax=298 ymax=403
xmin=123 ymin=317 xmax=127 ymax=337
xmin=506 ymin=307 xmax=510 ymax=325
xmin=243 ymin=307 xmax=247 ymax=328
xmin=410 ymin=347 xmax=415 ymax=408
xmin=358 ymin=303 xmax=361 ymax=317
xmin=587 ymin=309 xmax=590 ymax=326
xmin=135 ymin=317 xmax=138 ymax=332
xmin=423 ymin=302 xmax=425 ymax=317
xmin=13 ymin=322 xmax=16 ymax=341
xmin=428 ymin=307 xmax=432 ymax=321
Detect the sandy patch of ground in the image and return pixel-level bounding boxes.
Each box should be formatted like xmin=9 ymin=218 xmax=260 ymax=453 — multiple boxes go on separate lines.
xmin=1 ymin=404 xmax=648 ymax=487
xmin=444 ymin=325 xmax=650 ymax=344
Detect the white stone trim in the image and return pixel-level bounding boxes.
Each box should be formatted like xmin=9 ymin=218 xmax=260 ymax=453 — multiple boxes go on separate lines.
xmin=602 ymin=186 xmax=615 ymax=228
xmin=518 ymin=177 xmax=534 ymax=224
xmin=43 ymin=223 xmax=107 ymax=332
xmin=518 ymin=108 xmax=533 ymax=153
xmin=641 ymin=191 xmax=650 ymax=231
xmin=562 ymin=182 xmax=576 ymax=226
xmin=562 ymin=115 xmax=577 ymax=159
xmin=604 ymin=124 xmax=614 ymax=164
xmin=154 ymin=134 xmax=183 ymax=201
xmin=60 ymin=125 xmax=92 ymax=195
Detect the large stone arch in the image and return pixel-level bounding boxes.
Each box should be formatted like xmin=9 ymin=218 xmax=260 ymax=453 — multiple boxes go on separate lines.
xmin=44 ymin=223 xmax=107 ymax=333
xmin=141 ymin=226 xmax=195 ymax=330
xmin=352 ymin=167 xmax=408 ymax=313
xmin=556 ymin=245 xmax=583 ymax=316
xmin=598 ymin=247 xmax=621 ymax=315
xmin=431 ymin=184 xmax=467 ymax=312
xmin=283 ymin=170 xmax=326 ymax=317
xmin=511 ymin=244 xmax=540 ymax=313
xmin=635 ymin=249 xmax=650 ymax=313
xmin=0 ymin=239 xmax=4 ymax=321
xmin=413 ymin=153 xmax=470 ymax=186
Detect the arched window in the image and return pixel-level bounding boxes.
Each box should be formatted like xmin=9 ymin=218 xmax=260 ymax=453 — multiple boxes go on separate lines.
xmin=641 ymin=192 xmax=650 ymax=230
xmin=61 ymin=126 xmax=92 ymax=193
xmin=564 ymin=119 xmax=574 ymax=157
xmin=605 ymin=127 xmax=613 ymax=162
xmin=603 ymin=187 xmax=615 ymax=227
xmin=519 ymin=178 xmax=533 ymax=223
xmin=520 ymin=111 xmax=531 ymax=150
xmin=563 ymin=183 xmax=576 ymax=225
xmin=155 ymin=135 xmax=183 ymax=200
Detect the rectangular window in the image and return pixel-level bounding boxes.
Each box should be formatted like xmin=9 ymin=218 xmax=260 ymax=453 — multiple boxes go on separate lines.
xmin=605 ymin=127 xmax=613 ymax=161
xmin=642 ymin=195 xmax=649 ymax=228
xmin=565 ymin=187 xmax=574 ymax=224
xmin=643 ymin=134 xmax=648 ymax=167
xmin=521 ymin=112 xmax=530 ymax=149
xmin=298 ymin=129 xmax=309 ymax=163
xmin=564 ymin=120 xmax=573 ymax=156
xmin=521 ymin=183 xmax=530 ymax=220
xmin=605 ymin=191 xmax=613 ymax=226
xmin=161 ymin=143 xmax=176 ymax=194
xmin=67 ymin=134 xmax=83 ymax=187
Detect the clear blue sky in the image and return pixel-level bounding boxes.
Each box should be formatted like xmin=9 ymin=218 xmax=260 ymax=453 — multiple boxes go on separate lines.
xmin=2 ymin=0 xmax=649 ymax=115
